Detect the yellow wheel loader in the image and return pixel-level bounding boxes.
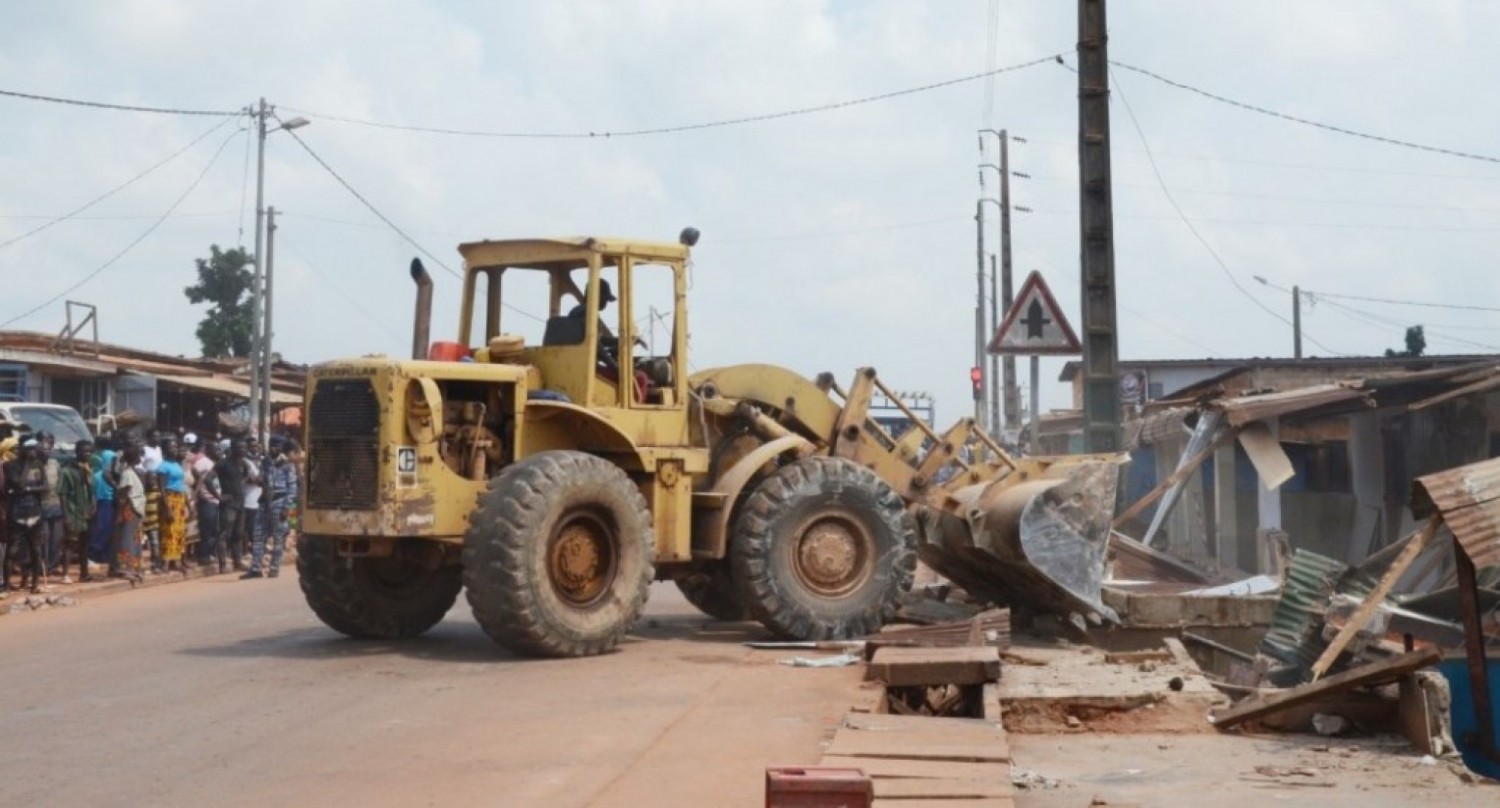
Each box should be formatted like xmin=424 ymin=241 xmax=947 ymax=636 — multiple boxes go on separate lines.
xmin=298 ymin=231 xmax=1123 ymax=658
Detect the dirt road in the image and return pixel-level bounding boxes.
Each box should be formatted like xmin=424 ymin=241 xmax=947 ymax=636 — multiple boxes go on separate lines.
xmin=1 ymin=576 xmax=860 ymax=807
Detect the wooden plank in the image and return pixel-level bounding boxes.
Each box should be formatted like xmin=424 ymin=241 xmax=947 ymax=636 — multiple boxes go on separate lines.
xmin=1112 ymin=428 xmax=1236 ymax=528
xmin=1308 ymin=518 xmax=1441 ymax=681
xmin=982 ymin=682 xmax=1002 ymax=723
xmin=819 ymin=756 xmax=1007 ymax=780
xmin=825 ymin=730 xmax=1009 ymax=763
xmin=1105 ymin=649 xmax=1173 ymax=665
xmin=1237 ymin=422 xmax=1295 ymax=489
xmin=1162 ymin=637 xmax=1197 ymax=669
xmin=843 ymin=712 xmax=1005 ymax=739
xmin=873 ymin=799 xmax=1014 ymax=808
xmin=868 ymin=646 xmax=1000 ymax=686
xmin=873 ymin=777 xmax=1014 ymax=799
xmin=1209 ymin=648 xmax=1441 ymax=728
xmin=1398 ymin=674 xmax=1436 ymax=756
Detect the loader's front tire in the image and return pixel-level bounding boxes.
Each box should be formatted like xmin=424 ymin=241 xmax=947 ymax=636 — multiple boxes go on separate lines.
xmin=731 ymin=456 xmax=916 ymax=640
xmin=463 ymin=451 xmax=654 ymax=658
xmin=674 ymin=562 xmax=748 ymax=621
xmin=297 ymin=535 xmax=462 ymax=639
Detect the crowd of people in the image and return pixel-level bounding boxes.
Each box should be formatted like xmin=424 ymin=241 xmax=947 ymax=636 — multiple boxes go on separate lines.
xmin=0 ymin=428 xmax=303 ymax=596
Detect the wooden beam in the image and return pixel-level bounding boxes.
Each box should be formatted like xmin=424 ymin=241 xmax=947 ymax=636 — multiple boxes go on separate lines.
xmin=1112 ymin=428 xmax=1237 ymax=529
xmin=1407 ymin=372 xmax=1500 ymax=413
xmin=1209 ymin=648 xmax=1440 ymax=729
xmin=868 ymin=647 xmax=1000 ymax=687
xmin=1308 ymin=517 xmax=1441 ymax=681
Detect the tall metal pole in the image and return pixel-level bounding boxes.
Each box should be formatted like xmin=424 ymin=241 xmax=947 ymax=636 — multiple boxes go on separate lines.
xmin=249 ymin=98 xmax=266 ymax=442
xmin=988 ymin=254 xmax=1000 ymax=434
xmin=1030 ymin=355 xmax=1041 ymax=454
xmin=1292 ymin=285 xmax=1303 ymax=359
xmin=998 ymin=129 xmax=1019 ymax=435
xmin=974 ymin=200 xmax=987 ymax=430
xmin=261 ymin=206 xmax=277 ymax=441
xmin=1078 ymin=0 xmax=1121 ymax=452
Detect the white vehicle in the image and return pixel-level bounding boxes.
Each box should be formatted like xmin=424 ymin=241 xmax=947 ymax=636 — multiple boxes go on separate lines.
xmin=0 ymin=403 xmax=93 ymax=453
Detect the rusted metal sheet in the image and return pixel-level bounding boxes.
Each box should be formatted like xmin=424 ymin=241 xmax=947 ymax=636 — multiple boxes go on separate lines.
xmin=1213 ymin=384 xmax=1368 ymax=428
xmin=1412 ymin=456 xmax=1500 ymax=570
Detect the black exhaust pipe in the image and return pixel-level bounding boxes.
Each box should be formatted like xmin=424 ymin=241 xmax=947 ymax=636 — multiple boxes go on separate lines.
xmin=411 ymin=258 xmax=432 ymax=360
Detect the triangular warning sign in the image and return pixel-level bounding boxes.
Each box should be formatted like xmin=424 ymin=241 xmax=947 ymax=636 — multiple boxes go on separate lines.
xmin=989 ymin=271 xmax=1081 ymax=356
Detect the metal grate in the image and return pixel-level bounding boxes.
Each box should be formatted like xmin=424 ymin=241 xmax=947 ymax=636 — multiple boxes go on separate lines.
xmin=307 ymin=378 xmax=380 ymax=510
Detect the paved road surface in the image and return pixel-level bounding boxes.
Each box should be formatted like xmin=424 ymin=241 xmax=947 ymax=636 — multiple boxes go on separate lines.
xmin=1 ymin=575 xmax=861 ymax=807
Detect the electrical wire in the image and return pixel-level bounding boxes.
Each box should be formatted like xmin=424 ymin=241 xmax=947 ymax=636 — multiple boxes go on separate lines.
xmin=279 ymin=53 xmax=1065 ymax=139
xmin=718 ymin=215 xmax=971 ymax=244
xmin=1110 ymin=60 xmax=1500 ymax=166
xmin=1024 ymin=173 xmax=1500 ymax=216
xmin=275 ymin=121 xmax=545 ymax=323
xmin=1 ymin=127 xmax=242 ymax=328
xmin=0 ymin=211 xmax=237 ymax=221
xmin=0 ymin=87 xmax=242 ymax=117
xmin=0 ymin=114 xmax=239 ymax=251
xmin=1300 ymin=288 xmax=1500 ymax=314
xmin=1023 ymin=206 xmax=1500 ymax=234
xmin=277 ymin=233 xmax=405 ymax=345
xmin=1255 ymin=276 xmax=1500 ymax=349
xmin=1105 ymin=63 xmax=1344 ymax=355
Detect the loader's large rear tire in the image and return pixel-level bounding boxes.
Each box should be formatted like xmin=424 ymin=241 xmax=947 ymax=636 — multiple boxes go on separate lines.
xmin=674 ymin=562 xmax=748 ymax=621
xmin=297 ymin=535 xmax=462 ymax=639
xmin=463 ymin=451 xmax=654 ymax=658
xmin=731 ymin=456 xmax=916 ymax=640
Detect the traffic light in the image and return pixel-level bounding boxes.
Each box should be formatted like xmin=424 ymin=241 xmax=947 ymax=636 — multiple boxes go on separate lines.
xmin=970 ymin=366 xmax=983 ymax=401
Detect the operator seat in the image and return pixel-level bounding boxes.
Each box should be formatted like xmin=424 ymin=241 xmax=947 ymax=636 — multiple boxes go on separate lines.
xmin=542 ymin=316 xmax=585 ymax=346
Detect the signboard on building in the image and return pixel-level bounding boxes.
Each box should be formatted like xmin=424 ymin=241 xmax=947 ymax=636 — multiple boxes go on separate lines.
xmin=988 ymin=271 xmax=1081 ymax=356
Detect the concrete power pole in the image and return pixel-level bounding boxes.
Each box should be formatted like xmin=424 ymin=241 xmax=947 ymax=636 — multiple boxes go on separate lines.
xmin=998 ymin=130 xmax=1019 ymax=436
xmin=249 ymin=98 xmax=267 ymax=442
xmin=1293 ymin=285 xmax=1303 ymax=359
xmin=973 ymin=199 xmax=987 ymax=430
xmin=1078 ymin=0 xmax=1121 ymax=453
xmin=988 ymin=254 xmax=1000 ymax=433
xmin=261 ymin=206 xmax=278 ymax=440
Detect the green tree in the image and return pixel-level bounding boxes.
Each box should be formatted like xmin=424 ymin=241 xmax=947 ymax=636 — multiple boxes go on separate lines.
xmin=1384 ymin=325 xmax=1426 ymax=358
xmin=183 ymin=244 xmax=254 ymax=357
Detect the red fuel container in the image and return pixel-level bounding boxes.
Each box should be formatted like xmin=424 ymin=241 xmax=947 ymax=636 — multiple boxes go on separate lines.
xmin=765 ymin=766 xmax=872 ymax=808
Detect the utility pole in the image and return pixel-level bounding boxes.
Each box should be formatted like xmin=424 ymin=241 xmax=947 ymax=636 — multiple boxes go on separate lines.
xmin=1293 ymin=284 xmax=1303 ymax=359
xmin=988 ymin=254 xmax=1000 ymax=433
xmin=1078 ymin=0 xmax=1121 ymax=453
xmin=973 ymin=199 xmax=987 ymax=430
xmin=261 ymin=206 xmax=278 ymax=440
xmin=997 ymin=130 xmax=1019 ymax=436
xmin=249 ymin=98 xmax=267 ymax=443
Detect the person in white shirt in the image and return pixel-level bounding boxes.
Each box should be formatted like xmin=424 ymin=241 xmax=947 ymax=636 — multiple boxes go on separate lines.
xmin=141 ymin=428 xmax=164 ymax=474
xmin=239 ymin=437 xmax=264 ymax=568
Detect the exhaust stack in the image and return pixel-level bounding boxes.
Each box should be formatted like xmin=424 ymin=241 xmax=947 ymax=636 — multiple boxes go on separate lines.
xmin=410 ymin=258 xmax=433 ymax=360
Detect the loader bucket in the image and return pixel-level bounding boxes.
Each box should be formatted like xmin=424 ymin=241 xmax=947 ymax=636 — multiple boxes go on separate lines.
xmin=915 ymin=458 xmax=1121 ymax=626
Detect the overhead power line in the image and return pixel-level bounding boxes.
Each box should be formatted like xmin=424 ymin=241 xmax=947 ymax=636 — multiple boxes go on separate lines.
xmin=1110 ymin=60 xmax=1500 ymax=166
xmin=0 ymin=115 xmax=239 ymax=251
xmin=280 ymin=53 xmax=1065 ymax=139
xmin=1303 ymin=288 xmax=1500 ymax=314
xmin=0 ymin=87 xmax=241 ymax=117
xmin=1106 ymin=65 xmax=1344 ymax=355
xmin=276 ymin=122 xmax=545 ymax=323
xmin=1 ymin=127 xmax=242 ymax=328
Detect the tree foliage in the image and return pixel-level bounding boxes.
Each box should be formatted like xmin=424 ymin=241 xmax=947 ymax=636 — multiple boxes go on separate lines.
xmin=1384 ymin=325 xmax=1426 ymax=358
xmin=183 ymin=244 xmax=254 ymax=358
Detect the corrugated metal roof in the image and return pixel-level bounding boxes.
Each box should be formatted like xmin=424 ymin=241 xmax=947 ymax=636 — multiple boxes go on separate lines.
xmin=1258 ymin=549 xmax=1348 ymax=684
xmin=1413 ymin=457 xmax=1500 ymax=569
xmin=1213 ymin=384 xmax=1369 ymax=427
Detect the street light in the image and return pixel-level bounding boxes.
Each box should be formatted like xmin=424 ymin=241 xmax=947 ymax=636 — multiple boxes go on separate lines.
xmin=248 ymin=100 xmax=309 ymax=443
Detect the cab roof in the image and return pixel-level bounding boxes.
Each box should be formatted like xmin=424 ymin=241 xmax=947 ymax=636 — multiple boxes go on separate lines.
xmin=457 ymin=237 xmax=689 ymax=270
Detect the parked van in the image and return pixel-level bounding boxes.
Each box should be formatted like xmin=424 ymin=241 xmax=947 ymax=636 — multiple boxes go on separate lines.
xmin=0 ymin=403 xmax=94 ymax=453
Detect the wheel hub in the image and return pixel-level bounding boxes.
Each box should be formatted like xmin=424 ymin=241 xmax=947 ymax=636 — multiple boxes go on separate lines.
xmin=548 ymin=517 xmax=614 ymax=605
xmin=793 ymin=515 xmax=870 ymax=596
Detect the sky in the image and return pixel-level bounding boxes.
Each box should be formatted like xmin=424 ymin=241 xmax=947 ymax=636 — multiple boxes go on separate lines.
xmin=3 ymin=0 xmax=1500 ymax=430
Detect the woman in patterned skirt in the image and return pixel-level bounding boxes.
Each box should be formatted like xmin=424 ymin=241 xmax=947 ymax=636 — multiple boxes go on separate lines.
xmin=114 ymin=446 xmax=145 ymax=582
xmin=157 ymin=437 xmax=191 ymax=573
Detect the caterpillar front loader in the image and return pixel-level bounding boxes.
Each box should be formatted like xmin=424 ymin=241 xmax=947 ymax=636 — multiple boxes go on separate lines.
xmin=298 ymin=230 xmax=1123 ymax=658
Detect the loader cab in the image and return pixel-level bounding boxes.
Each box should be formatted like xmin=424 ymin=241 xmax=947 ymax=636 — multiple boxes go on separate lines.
xmin=456 ymin=238 xmax=690 ymax=415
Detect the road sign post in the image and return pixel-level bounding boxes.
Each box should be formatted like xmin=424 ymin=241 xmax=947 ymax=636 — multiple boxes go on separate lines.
xmin=988 ymin=271 xmax=1082 ymax=453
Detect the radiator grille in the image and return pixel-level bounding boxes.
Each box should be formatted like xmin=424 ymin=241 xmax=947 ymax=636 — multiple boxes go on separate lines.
xmin=307 ymin=378 xmax=380 ymax=510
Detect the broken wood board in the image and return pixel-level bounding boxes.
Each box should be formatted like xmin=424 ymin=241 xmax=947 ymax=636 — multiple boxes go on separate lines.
xmin=868 ymin=646 xmax=1000 ymax=687
xmin=1105 ymin=649 xmax=1174 ymax=665
xmin=872 ymin=799 xmax=1014 ymax=808
xmin=866 ymin=609 xmax=1012 ymax=661
xmin=1237 ymin=422 xmax=1294 ymax=490
xmin=873 ymin=777 xmax=1014 ymax=799
xmin=1209 ymin=648 xmax=1441 ymax=729
xmin=824 ymin=729 xmax=1009 ymax=762
xmin=818 ymin=756 xmax=1006 ymax=780
xmin=1308 ymin=518 xmax=1441 ymax=681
